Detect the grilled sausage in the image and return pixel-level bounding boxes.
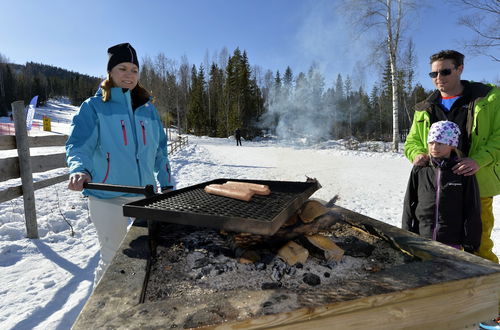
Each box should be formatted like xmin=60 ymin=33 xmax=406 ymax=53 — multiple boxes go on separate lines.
xmin=224 ymin=181 xmax=271 ymax=195
xmin=204 ymin=184 xmax=254 ymax=201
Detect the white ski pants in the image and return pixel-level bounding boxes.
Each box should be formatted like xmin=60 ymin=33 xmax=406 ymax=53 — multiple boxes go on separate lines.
xmin=88 ymin=195 xmax=142 ymax=286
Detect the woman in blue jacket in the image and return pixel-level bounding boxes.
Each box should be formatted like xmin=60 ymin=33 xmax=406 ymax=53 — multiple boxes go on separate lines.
xmin=66 ymin=43 xmax=174 ymax=284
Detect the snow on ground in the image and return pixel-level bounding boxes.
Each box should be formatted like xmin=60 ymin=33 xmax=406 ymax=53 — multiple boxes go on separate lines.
xmin=0 ymin=100 xmax=499 ymax=329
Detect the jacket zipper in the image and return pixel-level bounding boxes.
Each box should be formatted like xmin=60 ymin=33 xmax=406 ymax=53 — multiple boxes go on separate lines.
xmin=121 ymin=120 xmax=128 ymax=145
xmin=140 ymin=121 xmax=146 ymax=145
xmin=433 ymin=166 xmax=442 ymax=241
xmin=102 ymin=152 xmax=110 ymax=183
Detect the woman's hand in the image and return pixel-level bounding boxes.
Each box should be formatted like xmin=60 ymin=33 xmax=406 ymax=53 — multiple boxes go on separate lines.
xmin=68 ymin=172 xmax=91 ymax=191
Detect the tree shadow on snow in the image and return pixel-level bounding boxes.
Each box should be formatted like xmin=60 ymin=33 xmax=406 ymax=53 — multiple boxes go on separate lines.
xmin=11 ymin=240 xmax=100 ymax=330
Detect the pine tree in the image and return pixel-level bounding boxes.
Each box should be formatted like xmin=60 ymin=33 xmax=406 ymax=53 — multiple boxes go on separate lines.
xmin=187 ymin=64 xmax=206 ymax=135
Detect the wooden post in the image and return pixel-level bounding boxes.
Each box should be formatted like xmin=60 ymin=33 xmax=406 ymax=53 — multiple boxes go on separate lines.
xmin=12 ymin=100 xmax=38 ymax=239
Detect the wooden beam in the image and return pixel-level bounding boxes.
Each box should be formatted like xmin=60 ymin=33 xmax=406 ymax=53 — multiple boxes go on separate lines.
xmin=12 ymin=100 xmax=38 ymax=238
xmin=0 ymin=157 xmax=20 ymax=181
xmin=31 ymin=153 xmax=67 ymax=173
xmin=0 ymin=135 xmax=16 ymax=150
xmin=0 ymin=153 xmax=67 ymax=181
xmin=28 ymin=135 xmax=68 ymax=148
xmin=0 ymin=174 xmax=69 ymax=204
xmin=0 ymin=134 xmax=68 ymax=150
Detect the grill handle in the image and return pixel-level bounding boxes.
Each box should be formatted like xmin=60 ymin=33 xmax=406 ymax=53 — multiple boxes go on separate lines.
xmin=83 ymin=182 xmax=156 ymax=197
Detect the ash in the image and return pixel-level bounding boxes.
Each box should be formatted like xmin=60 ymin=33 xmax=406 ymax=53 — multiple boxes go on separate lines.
xmin=145 ymin=222 xmax=412 ymax=303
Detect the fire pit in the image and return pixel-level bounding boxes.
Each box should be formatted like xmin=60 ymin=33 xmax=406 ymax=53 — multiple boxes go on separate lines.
xmin=73 ymin=185 xmax=500 ymax=329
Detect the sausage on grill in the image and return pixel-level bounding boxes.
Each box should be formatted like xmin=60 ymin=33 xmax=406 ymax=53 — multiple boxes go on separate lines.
xmin=224 ymin=181 xmax=271 ymax=195
xmin=204 ymin=184 xmax=254 ymax=201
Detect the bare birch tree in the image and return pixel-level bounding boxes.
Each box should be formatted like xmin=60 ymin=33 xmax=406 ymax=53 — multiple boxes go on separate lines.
xmin=342 ymin=0 xmax=417 ymax=151
xmin=455 ymin=0 xmax=500 ymax=62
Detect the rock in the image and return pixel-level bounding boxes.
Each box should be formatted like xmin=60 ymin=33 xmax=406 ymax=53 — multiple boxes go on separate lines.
xmin=303 ymin=273 xmax=321 ymax=286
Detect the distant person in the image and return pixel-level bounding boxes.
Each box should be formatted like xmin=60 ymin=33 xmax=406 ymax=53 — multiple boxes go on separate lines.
xmin=402 ymin=121 xmax=482 ymax=253
xmin=404 ymin=49 xmax=499 ymax=264
xmin=235 ymin=128 xmax=242 ymax=146
xmin=66 ymin=43 xmax=174 ymax=285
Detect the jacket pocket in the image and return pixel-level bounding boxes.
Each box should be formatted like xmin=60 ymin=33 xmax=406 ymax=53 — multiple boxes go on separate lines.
xmin=101 ymin=152 xmax=111 ymax=183
xmin=121 ymin=120 xmax=128 ymax=146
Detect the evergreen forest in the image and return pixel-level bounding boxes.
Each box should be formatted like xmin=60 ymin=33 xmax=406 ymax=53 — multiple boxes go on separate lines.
xmin=0 ymin=48 xmax=431 ymax=142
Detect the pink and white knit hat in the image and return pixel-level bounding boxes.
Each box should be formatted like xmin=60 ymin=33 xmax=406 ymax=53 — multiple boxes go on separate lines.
xmin=427 ymin=120 xmax=461 ymax=147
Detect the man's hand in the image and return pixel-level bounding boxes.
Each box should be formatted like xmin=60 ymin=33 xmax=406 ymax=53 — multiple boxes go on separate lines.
xmin=453 ymin=157 xmax=480 ymax=176
xmin=412 ymin=153 xmax=429 ymax=166
xmin=68 ymin=172 xmax=91 ymax=191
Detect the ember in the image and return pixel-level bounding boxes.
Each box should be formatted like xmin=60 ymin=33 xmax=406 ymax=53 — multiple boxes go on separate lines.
xmin=144 ymin=219 xmax=412 ymax=303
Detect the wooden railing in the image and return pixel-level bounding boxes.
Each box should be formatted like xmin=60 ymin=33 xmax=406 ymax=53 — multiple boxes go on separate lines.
xmin=0 ymin=134 xmax=69 ymax=204
xmin=0 ymin=101 xmax=69 ymax=238
xmin=168 ymin=135 xmax=188 ymax=155
xmin=0 ymin=100 xmax=189 ymax=238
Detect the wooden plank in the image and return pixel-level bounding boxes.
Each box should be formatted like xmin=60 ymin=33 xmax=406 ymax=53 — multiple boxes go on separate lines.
xmin=0 ymin=186 xmax=22 ymax=204
xmin=33 ymin=173 xmax=69 ymax=191
xmin=0 ymin=135 xmax=16 ymax=150
xmin=12 ymin=100 xmax=38 ymax=238
xmin=0 ymin=157 xmax=20 ymax=181
xmin=0 ymin=174 xmax=69 ymax=204
xmin=31 ymin=153 xmax=67 ymax=173
xmin=0 ymin=134 xmax=68 ymax=150
xmin=72 ymin=223 xmax=150 ymax=329
xmin=0 ymin=153 xmax=67 ymax=181
xmin=222 ymin=276 xmax=499 ymax=329
xmin=28 ymin=135 xmax=68 ymax=148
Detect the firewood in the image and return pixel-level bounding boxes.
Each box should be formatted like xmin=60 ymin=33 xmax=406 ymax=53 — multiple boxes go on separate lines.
xmin=277 ymin=241 xmax=309 ymax=266
xmin=302 ymin=234 xmax=344 ymax=262
xmin=238 ymin=250 xmax=261 ymax=264
xmin=273 ymin=210 xmax=345 ymax=241
xmin=282 ymin=213 xmax=299 ymax=227
xmin=298 ymin=200 xmax=329 ymax=223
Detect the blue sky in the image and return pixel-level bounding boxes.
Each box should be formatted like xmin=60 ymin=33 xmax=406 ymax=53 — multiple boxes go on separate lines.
xmin=0 ymin=0 xmax=498 ymax=91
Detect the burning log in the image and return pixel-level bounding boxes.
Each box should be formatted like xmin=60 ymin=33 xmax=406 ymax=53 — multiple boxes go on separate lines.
xmin=297 ymin=200 xmax=328 ymax=223
xmin=277 ymin=241 xmax=309 ymax=265
xmin=300 ymin=234 xmax=344 ymax=262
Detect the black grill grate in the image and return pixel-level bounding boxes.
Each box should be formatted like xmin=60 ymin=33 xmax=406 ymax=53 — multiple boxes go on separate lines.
xmin=123 ymin=178 xmax=320 ymax=235
xmin=142 ymin=188 xmax=301 ymax=221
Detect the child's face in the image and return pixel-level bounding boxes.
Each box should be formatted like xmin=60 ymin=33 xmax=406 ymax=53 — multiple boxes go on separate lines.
xmin=428 ymin=141 xmax=453 ymax=158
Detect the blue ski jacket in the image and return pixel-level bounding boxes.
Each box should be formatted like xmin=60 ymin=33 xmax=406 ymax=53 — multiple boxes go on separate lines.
xmin=66 ymin=87 xmax=173 ymax=199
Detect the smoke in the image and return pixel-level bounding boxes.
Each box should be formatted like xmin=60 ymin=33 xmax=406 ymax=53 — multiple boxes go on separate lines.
xmin=257 ymin=1 xmax=375 ymax=144
xmin=260 ymin=66 xmax=336 ymax=144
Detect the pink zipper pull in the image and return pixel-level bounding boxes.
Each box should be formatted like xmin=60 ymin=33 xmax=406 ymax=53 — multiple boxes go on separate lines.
xmin=121 ymin=120 xmax=128 ymax=145
xmin=141 ymin=121 xmax=146 ymax=145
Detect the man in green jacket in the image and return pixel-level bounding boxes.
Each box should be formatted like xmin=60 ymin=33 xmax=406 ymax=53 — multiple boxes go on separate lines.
xmin=404 ymin=50 xmax=500 ymax=263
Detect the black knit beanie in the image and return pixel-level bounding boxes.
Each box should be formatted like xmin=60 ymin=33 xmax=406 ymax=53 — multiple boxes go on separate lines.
xmin=107 ymin=43 xmax=139 ymax=72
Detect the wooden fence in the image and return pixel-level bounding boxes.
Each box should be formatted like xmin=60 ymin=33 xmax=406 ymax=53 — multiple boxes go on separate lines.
xmin=0 ymin=100 xmax=188 ymax=238
xmin=169 ymin=135 xmax=188 ymax=154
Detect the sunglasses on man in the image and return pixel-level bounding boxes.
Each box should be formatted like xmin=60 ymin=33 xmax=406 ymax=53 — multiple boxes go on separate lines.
xmin=428 ymin=68 xmax=455 ymax=78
